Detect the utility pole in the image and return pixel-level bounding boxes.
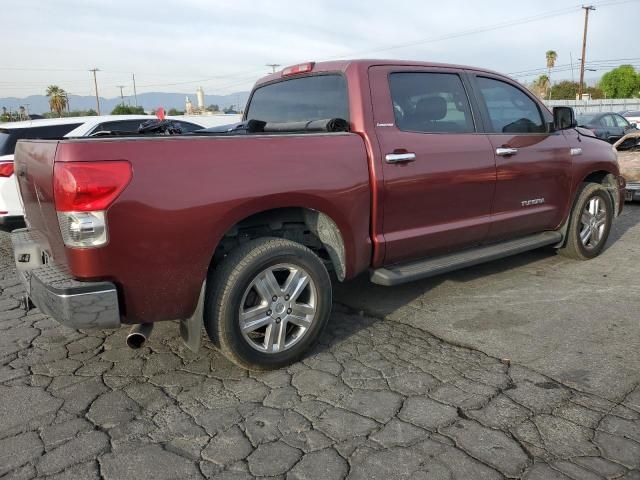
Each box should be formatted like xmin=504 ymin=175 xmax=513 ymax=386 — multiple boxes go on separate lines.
xmin=90 ymin=68 xmax=101 ymax=115
xmin=132 ymin=73 xmax=138 ymax=107
xmin=578 ymin=5 xmax=595 ymax=99
xmin=266 ymin=64 xmax=280 ymax=73
xmin=117 ymin=85 xmax=125 ymax=105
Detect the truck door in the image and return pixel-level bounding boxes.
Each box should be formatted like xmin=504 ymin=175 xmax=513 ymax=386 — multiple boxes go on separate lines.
xmin=469 ymin=74 xmax=573 ymax=241
xmin=369 ymin=66 xmax=496 ymax=266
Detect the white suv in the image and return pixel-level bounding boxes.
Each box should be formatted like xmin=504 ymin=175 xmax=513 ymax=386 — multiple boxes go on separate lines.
xmin=0 ymin=115 xmax=205 ymax=229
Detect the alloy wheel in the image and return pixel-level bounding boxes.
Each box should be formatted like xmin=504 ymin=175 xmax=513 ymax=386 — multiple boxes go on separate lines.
xmin=238 ymin=263 xmax=317 ymax=353
xmin=579 ymin=196 xmax=608 ymax=250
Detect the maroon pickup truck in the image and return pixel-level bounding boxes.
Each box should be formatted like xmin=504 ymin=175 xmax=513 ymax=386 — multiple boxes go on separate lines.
xmin=11 ymin=60 xmax=625 ymax=370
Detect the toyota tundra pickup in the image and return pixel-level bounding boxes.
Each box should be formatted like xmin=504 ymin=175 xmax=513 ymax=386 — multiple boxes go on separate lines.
xmin=11 ymin=60 xmax=625 ymax=370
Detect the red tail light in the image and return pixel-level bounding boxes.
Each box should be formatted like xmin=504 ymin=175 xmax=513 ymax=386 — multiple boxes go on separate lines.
xmin=54 ymin=161 xmax=132 ymax=212
xmin=0 ymin=162 xmax=14 ymax=177
xmin=282 ymin=62 xmax=315 ymax=77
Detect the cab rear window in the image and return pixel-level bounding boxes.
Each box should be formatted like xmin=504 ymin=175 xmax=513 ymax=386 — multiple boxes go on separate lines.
xmin=246 ymin=74 xmax=348 ymax=124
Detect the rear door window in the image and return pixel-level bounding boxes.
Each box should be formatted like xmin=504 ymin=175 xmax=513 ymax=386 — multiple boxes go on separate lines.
xmin=614 ymin=115 xmax=630 ymax=128
xmin=476 ymin=77 xmax=546 ymax=133
xmin=246 ymin=74 xmax=348 ymax=123
xmin=91 ymin=120 xmax=148 ymax=134
xmin=388 ymin=72 xmax=475 ymax=133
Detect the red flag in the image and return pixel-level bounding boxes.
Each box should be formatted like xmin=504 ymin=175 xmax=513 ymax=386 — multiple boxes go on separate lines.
xmin=156 ymin=107 xmax=165 ymax=120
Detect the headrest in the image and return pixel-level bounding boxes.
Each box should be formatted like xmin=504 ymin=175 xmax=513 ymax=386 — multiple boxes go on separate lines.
xmin=415 ymin=96 xmax=447 ymax=121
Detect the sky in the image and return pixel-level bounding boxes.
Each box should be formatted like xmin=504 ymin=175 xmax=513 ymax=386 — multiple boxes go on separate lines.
xmin=2 ymin=0 xmax=639 ymax=100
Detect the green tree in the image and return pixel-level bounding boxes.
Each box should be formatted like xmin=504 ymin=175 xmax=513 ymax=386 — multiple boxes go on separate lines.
xmin=111 ymin=105 xmax=145 ymax=115
xmin=600 ymin=65 xmax=640 ymax=98
xmin=551 ymin=80 xmax=578 ymax=99
xmin=167 ymin=108 xmax=184 ymax=115
xmin=46 ymin=85 xmax=68 ymax=117
xmin=208 ymin=104 xmax=219 ymax=112
xmin=534 ymin=80 xmax=603 ymax=100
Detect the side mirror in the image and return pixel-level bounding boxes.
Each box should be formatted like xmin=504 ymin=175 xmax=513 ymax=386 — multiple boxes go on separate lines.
xmin=553 ymin=106 xmax=577 ymax=131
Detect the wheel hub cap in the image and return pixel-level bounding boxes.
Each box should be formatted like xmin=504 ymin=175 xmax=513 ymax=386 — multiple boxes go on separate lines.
xmin=238 ymin=263 xmax=317 ymax=354
xmin=579 ymin=196 xmax=608 ymax=250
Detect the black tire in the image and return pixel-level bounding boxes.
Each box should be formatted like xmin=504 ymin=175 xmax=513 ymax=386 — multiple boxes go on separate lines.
xmin=558 ymin=182 xmax=613 ymax=260
xmin=204 ymin=237 xmax=332 ymax=370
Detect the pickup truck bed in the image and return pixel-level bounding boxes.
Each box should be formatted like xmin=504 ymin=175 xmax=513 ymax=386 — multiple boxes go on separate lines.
xmin=15 ymin=133 xmax=371 ymax=323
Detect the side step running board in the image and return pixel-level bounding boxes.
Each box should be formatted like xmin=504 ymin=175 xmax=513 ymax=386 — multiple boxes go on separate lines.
xmin=370 ymin=231 xmax=562 ymax=286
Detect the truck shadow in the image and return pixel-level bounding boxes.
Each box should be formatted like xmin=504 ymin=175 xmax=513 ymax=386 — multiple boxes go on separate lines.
xmin=606 ymin=201 xmax=640 ymax=245
xmin=330 ymin=202 xmax=640 ymax=323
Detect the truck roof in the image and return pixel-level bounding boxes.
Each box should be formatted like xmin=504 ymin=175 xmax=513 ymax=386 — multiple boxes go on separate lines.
xmin=254 ymin=59 xmax=505 ymax=87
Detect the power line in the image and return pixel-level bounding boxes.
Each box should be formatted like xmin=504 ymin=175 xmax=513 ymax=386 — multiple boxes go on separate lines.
xmin=322 ymin=0 xmax=637 ymax=60
xmin=2 ymin=0 xmax=638 ymax=99
xmin=508 ymin=57 xmax=640 ymax=76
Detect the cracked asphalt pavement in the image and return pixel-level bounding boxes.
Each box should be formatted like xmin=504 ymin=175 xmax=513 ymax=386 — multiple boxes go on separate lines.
xmin=1 ymin=206 xmax=639 ymax=479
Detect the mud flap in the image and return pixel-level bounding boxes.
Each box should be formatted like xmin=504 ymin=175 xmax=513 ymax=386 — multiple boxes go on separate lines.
xmin=180 ymin=283 xmax=205 ymax=352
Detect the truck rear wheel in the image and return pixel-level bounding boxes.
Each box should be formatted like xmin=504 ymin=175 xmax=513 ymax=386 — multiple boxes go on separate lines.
xmin=204 ymin=237 xmax=332 ymax=370
xmin=558 ymin=182 xmax=613 ymax=260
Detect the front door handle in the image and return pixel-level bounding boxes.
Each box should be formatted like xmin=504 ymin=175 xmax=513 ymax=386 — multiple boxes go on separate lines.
xmin=385 ymin=152 xmax=416 ymax=163
xmin=496 ymin=147 xmax=518 ymax=156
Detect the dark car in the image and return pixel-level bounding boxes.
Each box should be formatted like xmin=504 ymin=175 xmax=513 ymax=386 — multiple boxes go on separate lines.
xmin=577 ymin=112 xmax=638 ymax=144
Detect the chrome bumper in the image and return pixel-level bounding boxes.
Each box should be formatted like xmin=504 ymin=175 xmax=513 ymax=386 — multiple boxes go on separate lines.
xmin=11 ymin=229 xmax=121 ymax=329
xmin=626 ymin=182 xmax=640 ymax=201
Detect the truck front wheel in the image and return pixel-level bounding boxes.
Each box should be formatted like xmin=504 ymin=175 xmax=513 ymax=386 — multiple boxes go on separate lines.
xmin=204 ymin=237 xmax=332 ymax=370
xmin=559 ymin=182 xmax=613 ymax=260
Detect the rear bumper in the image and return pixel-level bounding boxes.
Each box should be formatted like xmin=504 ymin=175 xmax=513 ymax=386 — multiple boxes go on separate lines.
xmin=626 ymin=181 xmax=640 ymax=201
xmin=11 ymin=229 xmax=121 ymax=329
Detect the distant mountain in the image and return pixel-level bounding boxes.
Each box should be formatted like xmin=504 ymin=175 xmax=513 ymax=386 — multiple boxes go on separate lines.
xmin=0 ymin=91 xmax=251 ymax=115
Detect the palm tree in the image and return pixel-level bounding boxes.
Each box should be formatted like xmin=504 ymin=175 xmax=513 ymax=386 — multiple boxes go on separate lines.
xmin=46 ymin=85 xmax=68 ymax=117
xmin=532 ymin=74 xmax=550 ymax=99
xmin=545 ymin=50 xmax=558 ymax=99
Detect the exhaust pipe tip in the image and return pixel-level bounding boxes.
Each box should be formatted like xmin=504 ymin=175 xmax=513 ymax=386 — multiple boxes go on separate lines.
xmin=126 ymin=323 xmax=153 ymax=349
xmin=126 ymin=332 xmax=146 ymax=349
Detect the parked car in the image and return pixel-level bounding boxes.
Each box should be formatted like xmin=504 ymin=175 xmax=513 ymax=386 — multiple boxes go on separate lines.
xmin=11 ymin=60 xmax=625 ymax=370
xmin=576 ymin=112 xmax=638 ymax=144
xmin=613 ymin=131 xmax=640 ymax=202
xmin=65 ymin=114 xmax=204 ymax=136
xmin=0 ymin=115 xmax=204 ymax=229
xmin=1 ymin=118 xmax=86 ymax=229
xmin=622 ymin=110 xmax=640 ymax=127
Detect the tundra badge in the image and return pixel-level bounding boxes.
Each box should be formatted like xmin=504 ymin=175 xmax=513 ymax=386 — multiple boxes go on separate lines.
xmin=521 ymin=198 xmax=545 ymax=207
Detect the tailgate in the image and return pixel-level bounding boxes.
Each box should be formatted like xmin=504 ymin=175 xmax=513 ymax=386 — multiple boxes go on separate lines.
xmin=14 ymin=140 xmax=67 ymax=263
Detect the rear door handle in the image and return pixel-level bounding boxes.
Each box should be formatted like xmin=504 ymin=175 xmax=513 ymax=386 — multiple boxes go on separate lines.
xmin=496 ymin=147 xmax=518 ymax=156
xmin=385 ymin=152 xmax=416 ymax=163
